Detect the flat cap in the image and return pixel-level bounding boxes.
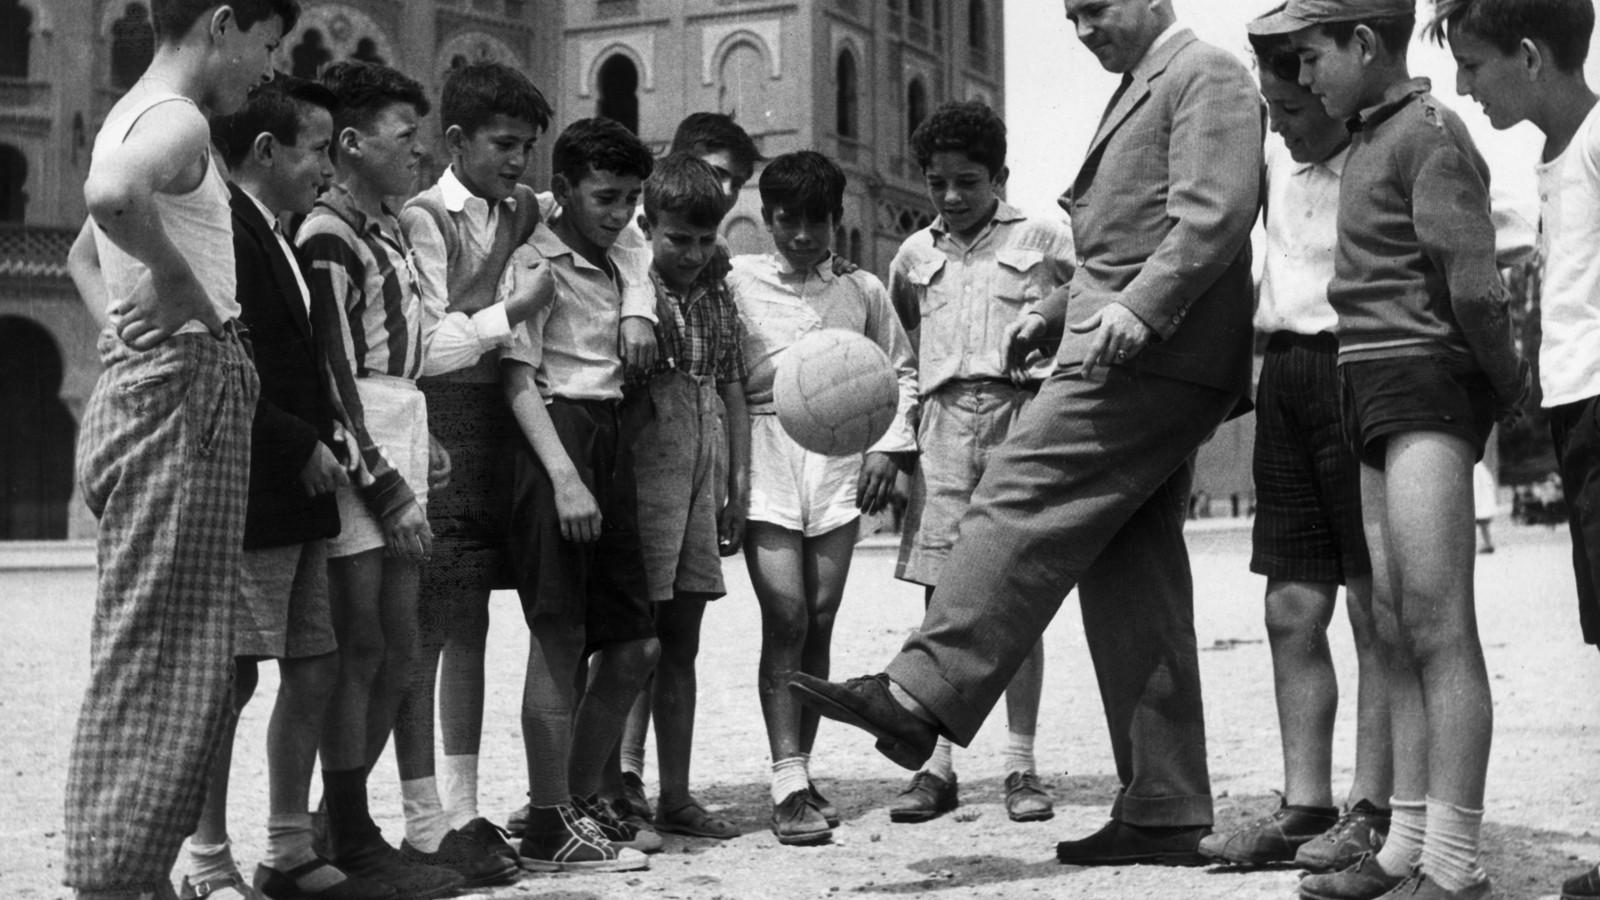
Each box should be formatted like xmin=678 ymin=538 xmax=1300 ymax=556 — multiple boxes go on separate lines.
xmin=1247 ymin=0 xmax=1415 ymax=35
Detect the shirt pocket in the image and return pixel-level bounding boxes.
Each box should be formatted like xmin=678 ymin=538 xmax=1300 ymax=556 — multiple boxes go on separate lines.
xmin=907 ymin=257 xmax=949 ymax=315
xmin=994 ymin=248 xmax=1046 ymax=306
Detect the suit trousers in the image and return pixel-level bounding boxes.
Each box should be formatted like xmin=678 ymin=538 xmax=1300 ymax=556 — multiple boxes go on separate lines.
xmin=885 ymin=364 xmax=1236 ymax=827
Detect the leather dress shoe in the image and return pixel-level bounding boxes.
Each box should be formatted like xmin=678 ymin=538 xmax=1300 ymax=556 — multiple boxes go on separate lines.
xmin=1055 ymin=819 xmax=1210 ymax=867
xmin=889 ymin=772 xmax=958 ymax=823
xmin=788 ymin=673 xmax=938 ymax=770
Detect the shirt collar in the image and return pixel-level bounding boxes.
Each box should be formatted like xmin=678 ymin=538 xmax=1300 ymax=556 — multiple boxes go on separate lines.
xmin=439 ymin=165 xmax=517 ymax=214
xmin=930 ymin=199 xmax=1025 ymax=241
xmin=530 ymin=219 xmax=619 ymax=273
xmin=1351 ymin=77 xmax=1432 ymax=133
xmin=1125 ymin=23 xmax=1185 ymax=79
xmin=773 ymin=251 xmax=838 ymax=282
xmin=1290 ymin=144 xmax=1350 ymax=179
xmin=238 ymin=184 xmax=281 ymax=234
xmin=315 ymin=183 xmax=396 ymax=237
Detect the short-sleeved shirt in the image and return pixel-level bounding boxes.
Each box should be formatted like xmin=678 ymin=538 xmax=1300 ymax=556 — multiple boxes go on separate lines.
xmin=503 ymin=222 xmax=632 ymax=402
xmin=637 ymin=268 xmax=748 ymax=387
xmin=889 ymin=200 xmax=1075 ymax=394
xmin=1257 ymin=141 xmax=1345 ymax=336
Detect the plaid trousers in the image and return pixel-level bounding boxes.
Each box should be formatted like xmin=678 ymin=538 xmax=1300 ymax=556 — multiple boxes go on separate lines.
xmin=64 ymin=327 xmax=257 ymax=893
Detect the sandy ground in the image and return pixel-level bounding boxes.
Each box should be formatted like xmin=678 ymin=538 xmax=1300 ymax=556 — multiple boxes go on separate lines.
xmin=3 ymin=523 xmax=1597 ymax=900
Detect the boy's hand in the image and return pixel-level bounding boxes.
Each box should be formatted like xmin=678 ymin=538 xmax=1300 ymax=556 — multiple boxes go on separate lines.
xmin=331 ymin=421 xmax=364 ymax=479
xmin=115 ymin=266 xmax=221 ymax=350
xmin=427 ymin=434 xmax=453 ymax=492
xmin=1004 ymin=311 xmax=1050 ymax=372
xmin=718 ymin=477 xmax=749 ymax=556
xmin=555 ymin=478 xmax=603 ymax=543
xmin=620 ymin=317 xmax=659 ymax=374
xmin=501 ymin=257 xmax=552 ymax=327
xmin=299 ymin=442 xmax=352 ymax=497
xmin=705 ymin=246 xmax=733 ymax=281
xmin=1073 ymin=301 xmax=1152 ymax=379
xmin=830 ymin=254 xmax=860 ymax=277
xmin=383 ymin=499 xmax=433 ymax=561
xmin=856 ymin=451 xmax=900 ymax=515
xmin=1496 ymin=358 xmax=1532 ymax=427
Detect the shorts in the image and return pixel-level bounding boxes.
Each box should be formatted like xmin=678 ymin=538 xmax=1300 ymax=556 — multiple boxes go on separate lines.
xmin=1550 ymin=394 xmax=1600 ymax=645
xmin=634 ymin=371 xmax=728 ymax=602
xmin=328 ymin=375 xmax=430 ymax=559
xmin=235 ymin=541 xmax=337 ymax=659
xmin=1339 ymin=353 xmax=1495 ymax=471
xmin=1250 ymin=333 xmax=1370 ymax=583
xmin=747 ymin=413 xmax=860 ymax=537
xmin=897 ymin=380 xmax=1034 ymax=586
xmin=417 ymin=378 xmax=519 ymax=593
xmin=508 ymin=396 xmax=654 ymax=650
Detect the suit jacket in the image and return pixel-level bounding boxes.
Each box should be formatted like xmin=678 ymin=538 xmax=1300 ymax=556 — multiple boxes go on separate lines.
xmin=230 ymin=182 xmax=342 ymax=550
xmin=1050 ymin=29 xmax=1263 ymax=398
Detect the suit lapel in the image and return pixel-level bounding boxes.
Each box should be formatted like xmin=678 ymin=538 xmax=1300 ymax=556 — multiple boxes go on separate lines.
xmin=230 ymin=183 xmax=314 ymax=339
xmin=1070 ymin=30 xmax=1197 ymax=198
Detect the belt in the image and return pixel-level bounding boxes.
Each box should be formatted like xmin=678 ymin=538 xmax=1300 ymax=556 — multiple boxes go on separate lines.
xmin=1265 ymin=331 xmax=1338 ymax=352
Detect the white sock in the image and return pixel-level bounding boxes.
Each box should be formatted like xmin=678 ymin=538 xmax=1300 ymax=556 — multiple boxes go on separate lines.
xmin=620 ymin=743 xmax=646 ymax=779
xmin=1421 ymin=796 xmax=1488 ymax=891
xmin=401 ymin=776 xmax=452 ymax=852
xmin=1003 ymin=731 xmax=1036 ymax=776
xmin=266 ymin=813 xmax=344 ymax=889
xmin=798 ymin=751 xmax=812 ymax=781
xmin=183 ymin=837 xmax=237 ymax=883
xmin=771 ymin=757 xmax=810 ymax=805
xmin=440 ymin=755 xmax=480 ymax=829
xmin=923 ymin=737 xmax=956 ymax=781
xmin=1375 ymin=796 xmax=1427 ymax=877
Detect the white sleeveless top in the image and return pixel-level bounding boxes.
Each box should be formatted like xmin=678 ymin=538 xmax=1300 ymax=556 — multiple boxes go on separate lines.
xmin=92 ymin=92 xmax=237 ymax=335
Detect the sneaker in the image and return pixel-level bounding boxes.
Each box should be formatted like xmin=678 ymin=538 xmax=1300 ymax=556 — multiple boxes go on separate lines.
xmin=1004 ymin=771 xmax=1055 ymax=823
xmin=456 ymin=816 xmax=518 ymax=865
xmin=617 ymin=772 xmax=654 ymax=823
xmin=572 ymin=793 xmax=664 ymax=853
xmin=179 ymin=871 xmax=262 ymax=900
xmin=330 ymin=833 xmax=465 ymax=900
xmin=889 ymin=772 xmax=958 ymax=824
xmin=400 ymin=827 xmax=520 ymax=888
xmin=1563 ymin=863 xmax=1600 ymax=900
xmin=771 ymin=790 xmax=833 ymax=845
xmin=807 ymin=782 xmax=840 ymax=828
xmin=1295 ymin=800 xmax=1392 ymax=873
xmin=1378 ymin=872 xmax=1491 ymax=899
xmin=1199 ymin=800 xmax=1337 ymax=865
xmin=254 ymin=859 xmax=398 ymax=900
xmin=1298 ymin=853 xmax=1407 ymax=900
xmin=518 ymin=804 xmax=650 ymax=873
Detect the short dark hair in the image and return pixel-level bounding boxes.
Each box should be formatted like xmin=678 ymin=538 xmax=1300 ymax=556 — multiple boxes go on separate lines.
xmin=1318 ymin=15 xmax=1416 ymax=58
xmin=669 ymin=112 xmax=762 ymax=171
xmin=210 ymin=72 xmax=336 ymax=169
xmin=320 ymin=60 xmax=429 ymax=156
xmin=153 ymin=0 xmax=299 ymax=42
xmin=1249 ymin=31 xmax=1303 ymax=83
xmin=758 ymin=150 xmax=845 ymax=223
xmin=642 ymin=153 xmax=729 ymax=230
xmin=910 ymin=100 xmax=1008 ymax=176
xmin=440 ymin=61 xmax=553 ymax=137
xmin=1427 ymin=0 xmax=1593 ymax=73
xmin=551 ymin=117 xmax=654 ymax=186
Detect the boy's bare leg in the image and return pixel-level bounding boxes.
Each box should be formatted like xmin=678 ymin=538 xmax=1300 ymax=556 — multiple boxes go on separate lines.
xmin=1342 ymin=575 xmax=1394 ymax=808
xmin=1001 ymin=639 xmax=1052 ymax=820
xmin=1265 ymin=580 xmax=1338 ymax=808
xmin=571 ymin=637 xmax=661 ymax=799
xmin=438 ymin=593 xmax=492 ymax=822
xmin=746 ymin=522 xmax=811 ymax=765
xmin=652 ymin=600 xmax=708 ymax=809
xmin=263 ymin=650 xmax=340 ymax=881
xmin=797 ymin=521 xmax=858 ymax=759
xmin=182 ymin=663 xmax=258 ymax=888
xmin=520 ymin=620 xmax=581 ymax=811
xmin=323 ymin=550 xmax=388 ymax=850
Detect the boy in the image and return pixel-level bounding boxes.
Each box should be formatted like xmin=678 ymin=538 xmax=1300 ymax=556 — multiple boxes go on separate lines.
xmin=66 ymin=2 xmax=288 ymax=897
xmin=620 ymin=152 xmax=752 ymax=841
xmin=1430 ymin=2 xmax=1600 ymax=896
xmin=297 ymin=60 xmax=463 ymax=900
xmin=1198 ymin=20 xmax=1394 ymax=871
xmin=886 ymin=100 xmax=1073 ymax=825
xmin=389 ymin=60 xmax=553 ymax=886
xmin=1254 ymin=1 xmax=1529 ymax=897
xmin=175 ymin=75 xmax=397 ymax=900
xmin=501 ymin=116 xmax=660 ymax=873
xmin=729 ymin=150 xmax=918 ymax=845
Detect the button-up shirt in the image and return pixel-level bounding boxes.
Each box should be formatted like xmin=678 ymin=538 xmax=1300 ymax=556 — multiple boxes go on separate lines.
xmin=1257 ymin=140 xmax=1345 ymax=336
xmin=640 ymin=267 xmax=748 ymax=386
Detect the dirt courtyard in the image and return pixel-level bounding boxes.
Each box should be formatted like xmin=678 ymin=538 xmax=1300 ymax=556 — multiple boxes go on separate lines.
xmin=3 ymin=524 xmax=1597 ymax=899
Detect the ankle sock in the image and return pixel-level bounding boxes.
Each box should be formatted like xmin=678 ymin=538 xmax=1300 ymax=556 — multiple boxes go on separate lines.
xmin=1003 ymin=731 xmax=1036 ymax=776
xmin=401 ymin=776 xmax=451 ymax=852
xmin=1375 ymin=796 xmax=1426 ymax=877
xmin=265 ymin=813 xmax=345 ymax=890
xmin=923 ymin=737 xmax=956 ymax=781
xmin=182 ymin=837 xmax=238 ymax=883
xmin=771 ymin=757 xmax=810 ymax=805
xmin=620 ymin=743 xmax=646 ymax=780
xmin=440 ymin=754 xmax=481 ymax=829
xmin=1421 ymin=796 xmax=1488 ymax=891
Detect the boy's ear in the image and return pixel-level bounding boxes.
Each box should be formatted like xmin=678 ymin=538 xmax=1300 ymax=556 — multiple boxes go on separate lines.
xmin=993 ymin=164 xmax=1011 ymax=189
xmin=551 ymin=173 xmax=573 ymax=206
xmin=209 ymin=6 xmax=238 ymax=44
xmin=443 ymin=124 xmax=467 ymax=156
xmin=337 ymin=126 xmax=363 ymax=161
xmin=1352 ymin=24 xmax=1382 ymax=65
xmin=251 ymin=131 xmax=276 ymax=166
xmin=636 ymin=212 xmax=652 ymax=237
xmin=1521 ymin=38 xmax=1548 ymax=80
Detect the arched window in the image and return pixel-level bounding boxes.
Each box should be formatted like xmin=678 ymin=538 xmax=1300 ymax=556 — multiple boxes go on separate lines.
xmin=351 ymin=36 xmax=386 ymax=66
xmin=597 ymin=54 xmax=640 ymax=134
xmin=110 ymin=3 xmax=155 ymax=89
xmin=290 ymin=28 xmax=334 ymax=79
xmin=0 ymin=144 xmax=26 ymax=223
xmin=0 ymin=0 xmax=32 ymax=79
xmin=835 ymin=48 xmax=859 ymax=139
xmin=850 ymin=228 xmax=865 ymax=267
xmin=908 ymin=0 xmax=924 ymax=20
xmin=932 ymin=0 xmax=943 ymax=31
xmin=968 ymin=0 xmax=989 ymax=53
xmin=718 ymin=42 xmax=768 ymax=133
xmin=0 ymin=316 xmax=75 ymax=539
xmin=907 ymin=78 xmax=928 ymax=142
xmin=834 ymin=226 xmax=848 ymax=258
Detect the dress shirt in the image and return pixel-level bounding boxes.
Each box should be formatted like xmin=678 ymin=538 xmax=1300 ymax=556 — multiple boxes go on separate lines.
xmin=1256 ymin=140 xmax=1345 ymax=335
xmin=406 ymin=166 xmax=516 ymax=376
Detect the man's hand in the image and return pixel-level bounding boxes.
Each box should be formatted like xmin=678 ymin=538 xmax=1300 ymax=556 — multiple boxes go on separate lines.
xmin=856 ymin=451 xmax=900 ymax=515
xmin=383 ymin=500 xmax=433 ymax=561
xmin=427 ymin=433 xmax=452 ymax=492
xmin=830 ymin=254 xmax=860 ymax=277
xmin=1004 ymin=311 xmax=1050 ymax=372
xmin=114 ymin=266 xmax=220 ymax=350
xmin=555 ymin=478 xmax=603 ymax=543
xmin=299 ymin=442 xmax=351 ymax=497
xmin=620 ymin=317 xmax=659 ymax=375
xmin=1072 ymin=301 xmax=1155 ymax=379
xmin=718 ymin=476 xmax=749 ymax=557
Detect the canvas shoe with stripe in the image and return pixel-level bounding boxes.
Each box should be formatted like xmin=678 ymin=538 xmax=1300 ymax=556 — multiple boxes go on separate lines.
xmin=518 ymin=804 xmax=649 ymax=873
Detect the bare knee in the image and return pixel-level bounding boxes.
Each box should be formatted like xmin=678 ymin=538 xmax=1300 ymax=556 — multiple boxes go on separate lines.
xmin=657 ymin=625 xmax=701 ymax=674
xmin=280 ymin=651 xmax=340 ymax=709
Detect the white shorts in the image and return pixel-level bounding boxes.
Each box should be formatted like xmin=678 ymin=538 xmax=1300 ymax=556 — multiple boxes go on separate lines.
xmin=746 ymin=413 xmax=860 ymax=538
xmin=328 ymin=375 xmax=430 ymax=558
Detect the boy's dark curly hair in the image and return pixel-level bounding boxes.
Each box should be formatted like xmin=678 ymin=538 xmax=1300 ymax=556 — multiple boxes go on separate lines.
xmin=758 ymin=150 xmax=845 ymax=223
xmin=551 ymin=117 xmax=655 ymax=186
xmin=320 ymin=60 xmax=430 ymax=143
xmin=910 ymin=100 xmax=1008 ymax=176
xmin=441 ymin=61 xmax=553 ymax=137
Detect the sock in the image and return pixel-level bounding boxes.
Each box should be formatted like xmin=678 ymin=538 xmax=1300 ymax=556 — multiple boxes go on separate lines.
xmin=1375 ymin=796 xmax=1427 ymax=877
xmin=798 ymin=751 xmax=812 ymax=782
xmin=771 ymin=757 xmax=810 ymax=805
xmin=620 ymin=743 xmax=646 ymax=779
xmin=1003 ymin=731 xmax=1036 ymax=776
xmin=440 ymin=755 xmax=481 ymax=829
xmin=182 ymin=837 xmax=238 ymax=883
xmin=266 ymin=813 xmax=346 ymax=890
xmin=1421 ymin=796 xmax=1488 ymax=891
xmin=923 ymin=737 xmax=956 ymax=781
xmin=321 ymin=767 xmax=376 ymax=854
xmin=401 ymin=776 xmax=451 ymax=852
xmin=887 ymin=679 xmax=937 ymax=725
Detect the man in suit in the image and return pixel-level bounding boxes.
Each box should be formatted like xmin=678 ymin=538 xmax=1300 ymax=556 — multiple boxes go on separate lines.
xmin=791 ymin=0 xmax=1263 ymax=866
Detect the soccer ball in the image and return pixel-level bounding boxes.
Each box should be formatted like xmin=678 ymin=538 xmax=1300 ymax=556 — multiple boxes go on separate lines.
xmin=773 ymin=328 xmax=899 ymax=456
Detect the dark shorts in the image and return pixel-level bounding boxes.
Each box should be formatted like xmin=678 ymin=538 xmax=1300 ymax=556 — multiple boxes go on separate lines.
xmin=1251 ymin=333 xmax=1370 ymax=583
xmin=1339 ymin=353 xmax=1495 ymax=471
xmin=1550 ymin=394 xmax=1600 ymax=646
xmin=417 ymin=379 xmax=519 ymax=607
xmin=507 ymin=395 xmax=654 ymax=650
